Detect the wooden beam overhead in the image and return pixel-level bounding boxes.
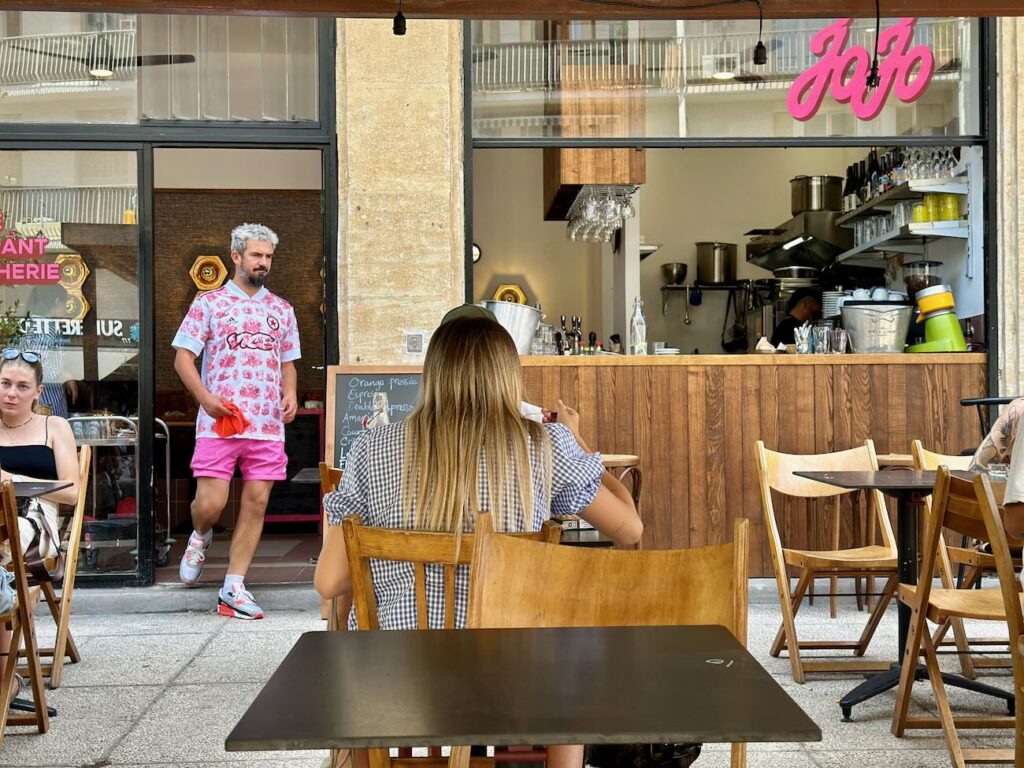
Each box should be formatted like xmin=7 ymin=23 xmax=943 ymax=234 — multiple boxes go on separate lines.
xmin=0 ymin=0 xmax=1015 ymax=19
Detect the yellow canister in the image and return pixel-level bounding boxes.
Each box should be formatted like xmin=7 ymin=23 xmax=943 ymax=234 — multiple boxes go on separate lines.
xmin=915 ymin=283 xmax=955 ymax=315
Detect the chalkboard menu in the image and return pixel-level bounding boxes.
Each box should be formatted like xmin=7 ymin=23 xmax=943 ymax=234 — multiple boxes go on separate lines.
xmin=325 ymin=366 xmax=422 ymax=469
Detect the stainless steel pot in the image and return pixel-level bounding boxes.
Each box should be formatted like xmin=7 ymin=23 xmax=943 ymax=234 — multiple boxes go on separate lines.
xmin=695 ymin=241 xmax=736 ymax=284
xmin=480 ymin=300 xmax=541 ymax=355
xmin=790 ymin=175 xmax=843 ymax=216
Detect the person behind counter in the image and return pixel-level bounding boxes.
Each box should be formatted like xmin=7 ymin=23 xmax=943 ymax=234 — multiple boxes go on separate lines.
xmin=314 ymin=314 xmax=642 ymax=768
xmin=0 ymin=348 xmax=80 ymax=690
xmin=770 ymin=288 xmax=822 ymax=348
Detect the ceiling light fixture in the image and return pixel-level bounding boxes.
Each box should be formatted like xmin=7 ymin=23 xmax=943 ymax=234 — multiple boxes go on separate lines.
xmin=753 ymin=0 xmax=767 ymax=65
xmin=393 ymin=0 xmax=406 ymax=36
xmin=866 ymin=0 xmax=881 ymax=88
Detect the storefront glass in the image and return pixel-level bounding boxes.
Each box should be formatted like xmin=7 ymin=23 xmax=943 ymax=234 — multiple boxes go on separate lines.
xmin=0 ymin=149 xmax=142 ymax=575
xmin=0 ymin=11 xmax=318 ymax=124
xmin=471 ymin=17 xmax=979 ymax=140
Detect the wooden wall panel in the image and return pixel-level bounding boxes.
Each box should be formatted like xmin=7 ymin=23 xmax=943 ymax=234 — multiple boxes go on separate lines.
xmin=523 ymin=355 xmax=986 ymax=576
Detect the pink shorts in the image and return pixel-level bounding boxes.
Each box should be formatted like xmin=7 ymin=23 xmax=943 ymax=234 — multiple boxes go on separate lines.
xmin=191 ymin=438 xmax=288 ymax=481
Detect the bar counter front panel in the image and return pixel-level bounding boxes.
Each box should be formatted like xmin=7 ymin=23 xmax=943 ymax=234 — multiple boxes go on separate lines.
xmin=521 ymin=353 xmax=986 ymax=578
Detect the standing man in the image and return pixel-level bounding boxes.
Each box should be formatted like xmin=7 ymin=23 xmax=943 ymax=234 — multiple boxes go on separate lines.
xmin=172 ymin=223 xmax=300 ymax=619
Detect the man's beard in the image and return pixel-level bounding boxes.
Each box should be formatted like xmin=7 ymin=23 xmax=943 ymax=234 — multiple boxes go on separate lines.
xmin=244 ymin=269 xmax=267 ymax=288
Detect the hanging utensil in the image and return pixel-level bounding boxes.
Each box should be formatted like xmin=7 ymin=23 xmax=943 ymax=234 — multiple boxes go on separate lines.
xmin=683 ymin=286 xmax=691 ymax=325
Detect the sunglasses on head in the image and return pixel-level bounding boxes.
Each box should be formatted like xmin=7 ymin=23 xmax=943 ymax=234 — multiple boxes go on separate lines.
xmin=1 ymin=348 xmax=40 ymax=364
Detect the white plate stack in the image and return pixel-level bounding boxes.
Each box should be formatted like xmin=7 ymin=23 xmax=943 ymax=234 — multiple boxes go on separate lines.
xmin=822 ymin=291 xmax=844 ymax=318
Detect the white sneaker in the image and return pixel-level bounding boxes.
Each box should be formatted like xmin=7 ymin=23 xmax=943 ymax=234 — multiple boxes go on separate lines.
xmin=178 ymin=533 xmax=210 ymax=585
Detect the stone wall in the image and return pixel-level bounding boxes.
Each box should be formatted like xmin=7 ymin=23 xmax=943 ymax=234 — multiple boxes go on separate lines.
xmin=998 ymin=19 xmax=1024 ymax=394
xmin=335 ymin=19 xmax=465 ymax=365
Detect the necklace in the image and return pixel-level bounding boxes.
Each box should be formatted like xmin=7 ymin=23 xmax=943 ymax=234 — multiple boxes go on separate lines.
xmin=0 ymin=415 xmax=33 ymax=443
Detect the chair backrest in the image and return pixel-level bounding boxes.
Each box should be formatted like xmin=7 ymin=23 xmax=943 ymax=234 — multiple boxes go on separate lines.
xmin=60 ymin=445 xmax=92 ymax=581
xmin=926 ymin=468 xmax=1024 ymax=647
xmin=319 ymin=461 xmax=342 ymax=495
xmin=467 ymin=514 xmax=749 ymax=644
xmin=755 ymin=440 xmax=895 ymax=553
xmin=342 ymin=515 xmax=563 ymax=631
xmin=910 ymin=440 xmax=973 ymax=472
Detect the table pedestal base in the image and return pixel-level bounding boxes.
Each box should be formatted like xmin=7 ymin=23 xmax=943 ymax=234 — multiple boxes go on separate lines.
xmin=839 ymin=663 xmax=1015 ymax=721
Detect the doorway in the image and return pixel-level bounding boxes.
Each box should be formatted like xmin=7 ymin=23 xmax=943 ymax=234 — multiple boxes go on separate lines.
xmin=151 ymin=147 xmax=326 ymax=586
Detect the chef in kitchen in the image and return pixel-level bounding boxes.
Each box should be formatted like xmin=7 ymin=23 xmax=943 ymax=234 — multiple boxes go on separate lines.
xmin=769 ymin=288 xmax=822 ymax=347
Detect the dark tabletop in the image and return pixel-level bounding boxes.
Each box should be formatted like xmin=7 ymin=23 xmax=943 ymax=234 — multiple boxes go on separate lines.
xmin=14 ymin=481 xmax=73 ymax=499
xmin=794 ymin=469 xmax=975 ymax=493
xmin=290 ymin=467 xmax=323 ymax=484
xmin=226 ymin=626 xmax=820 ymax=752
xmin=559 ymin=528 xmax=615 ymax=547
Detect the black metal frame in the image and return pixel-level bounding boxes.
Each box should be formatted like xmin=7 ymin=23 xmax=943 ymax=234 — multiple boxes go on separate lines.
xmin=981 ymin=17 xmax=999 ymax=396
xmin=0 ymin=17 xmax=338 ymax=586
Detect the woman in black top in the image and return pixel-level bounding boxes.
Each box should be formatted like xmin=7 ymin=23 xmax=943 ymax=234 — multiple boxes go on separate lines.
xmin=0 ymin=348 xmax=79 ymax=673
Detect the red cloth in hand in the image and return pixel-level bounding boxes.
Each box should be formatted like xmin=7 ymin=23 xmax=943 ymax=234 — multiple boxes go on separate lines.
xmin=214 ymin=401 xmax=251 ymax=438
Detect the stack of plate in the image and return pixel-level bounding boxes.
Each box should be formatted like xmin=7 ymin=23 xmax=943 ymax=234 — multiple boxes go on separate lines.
xmin=654 ymin=347 xmax=680 ymax=355
xmin=822 ymin=291 xmax=844 ymax=318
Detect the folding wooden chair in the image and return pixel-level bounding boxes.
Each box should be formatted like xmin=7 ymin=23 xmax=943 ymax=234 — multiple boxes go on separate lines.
xmin=0 ymin=480 xmax=48 ymax=745
xmin=24 ymin=445 xmax=91 ymax=688
xmin=755 ymin=440 xmax=898 ymax=683
xmin=911 ymin=440 xmax=1019 ymax=679
xmin=468 ymin=512 xmax=750 ymax=768
xmin=339 ymin=515 xmax=562 ymax=768
xmin=892 ymin=468 xmax=1024 ymax=767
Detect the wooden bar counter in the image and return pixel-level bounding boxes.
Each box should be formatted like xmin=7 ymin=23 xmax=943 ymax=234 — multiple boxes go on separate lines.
xmin=521 ymin=353 xmax=986 ymax=577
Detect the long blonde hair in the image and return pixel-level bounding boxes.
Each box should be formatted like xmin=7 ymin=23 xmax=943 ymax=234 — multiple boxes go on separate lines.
xmin=401 ymin=315 xmax=551 ymax=536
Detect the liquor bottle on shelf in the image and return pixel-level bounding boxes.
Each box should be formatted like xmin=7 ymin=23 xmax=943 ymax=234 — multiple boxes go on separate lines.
xmin=857 ymin=160 xmax=869 ymax=206
xmin=842 ymin=165 xmax=855 ymax=212
xmin=868 ymin=148 xmax=881 ymax=199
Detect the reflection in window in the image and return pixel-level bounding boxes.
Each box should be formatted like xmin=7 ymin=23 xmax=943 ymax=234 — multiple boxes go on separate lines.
xmin=0 ymin=11 xmax=319 ymax=124
xmin=0 ymin=150 xmax=140 ymax=574
xmin=471 ymin=17 xmax=979 ymax=140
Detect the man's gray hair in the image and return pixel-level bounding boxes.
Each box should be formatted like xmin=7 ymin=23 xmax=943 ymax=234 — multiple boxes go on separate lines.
xmin=231 ymin=223 xmax=279 ymax=255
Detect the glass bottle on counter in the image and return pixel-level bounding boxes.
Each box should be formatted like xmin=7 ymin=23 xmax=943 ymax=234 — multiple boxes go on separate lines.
xmin=629 ymin=296 xmax=647 ymax=355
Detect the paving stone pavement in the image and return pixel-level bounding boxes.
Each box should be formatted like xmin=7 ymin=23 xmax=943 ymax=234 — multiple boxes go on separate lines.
xmin=0 ymin=583 xmax=1016 ymax=768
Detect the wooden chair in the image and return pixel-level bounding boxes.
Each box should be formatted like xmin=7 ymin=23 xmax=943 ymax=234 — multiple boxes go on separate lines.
xmin=467 ymin=513 xmax=750 ymax=768
xmin=0 ymin=480 xmax=48 ymax=744
xmin=319 ymin=461 xmax=343 ymax=626
xmin=911 ymin=440 xmax=1019 ymax=679
xmin=755 ymin=440 xmax=898 ymax=683
xmin=891 ymin=468 xmax=1024 ymax=767
xmin=26 ymin=445 xmax=91 ymax=688
xmin=341 ymin=515 xmax=562 ymax=768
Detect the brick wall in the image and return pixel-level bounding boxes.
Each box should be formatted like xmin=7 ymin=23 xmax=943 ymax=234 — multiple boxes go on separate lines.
xmin=154 ymin=189 xmax=325 ymax=412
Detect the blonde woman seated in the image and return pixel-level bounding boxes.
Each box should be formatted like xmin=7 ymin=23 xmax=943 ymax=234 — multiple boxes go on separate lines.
xmin=315 ymin=313 xmax=642 ymax=768
xmin=0 ymin=348 xmax=80 ymax=696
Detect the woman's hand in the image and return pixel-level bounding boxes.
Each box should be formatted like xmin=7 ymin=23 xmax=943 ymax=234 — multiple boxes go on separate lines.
xmin=556 ymin=399 xmax=581 ymax=440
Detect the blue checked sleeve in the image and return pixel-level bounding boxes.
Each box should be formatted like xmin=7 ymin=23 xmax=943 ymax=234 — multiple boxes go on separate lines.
xmin=323 ymin=433 xmax=370 ymax=525
xmin=546 ymin=423 xmax=604 ymax=516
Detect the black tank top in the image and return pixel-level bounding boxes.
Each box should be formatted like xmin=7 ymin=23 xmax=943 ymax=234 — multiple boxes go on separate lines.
xmin=0 ymin=416 xmax=58 ymax=479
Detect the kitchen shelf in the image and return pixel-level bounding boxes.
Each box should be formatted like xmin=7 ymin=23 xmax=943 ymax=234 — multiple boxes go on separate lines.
xmin=835 ymin=176 xmax=969 ymax=227
xmin=660 ymin=282 xmax=748 ymax=315
xmin=835 ymin=222 xmax=969 ymax=265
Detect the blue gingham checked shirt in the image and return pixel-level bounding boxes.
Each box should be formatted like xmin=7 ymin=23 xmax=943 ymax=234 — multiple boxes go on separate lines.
xmin=324 ymin=421 xmax=604 ymax=630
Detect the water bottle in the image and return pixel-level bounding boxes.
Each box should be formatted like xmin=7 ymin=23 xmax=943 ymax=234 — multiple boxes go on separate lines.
xmin=629 ymin=296 xmax=647 ymax=355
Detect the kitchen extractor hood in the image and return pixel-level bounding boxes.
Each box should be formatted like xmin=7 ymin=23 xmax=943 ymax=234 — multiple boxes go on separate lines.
xmin=744 ymin=211 xmax=852 ymax=272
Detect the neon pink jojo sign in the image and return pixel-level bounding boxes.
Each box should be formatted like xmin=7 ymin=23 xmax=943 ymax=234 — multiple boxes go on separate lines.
xmin=787 ymin=18 xmax=935 ymax=122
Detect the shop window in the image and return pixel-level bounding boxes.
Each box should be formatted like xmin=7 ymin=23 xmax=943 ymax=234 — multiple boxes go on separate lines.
xmin=0 ymin=149 xmax=141 ymax=575
xmin=471 ymin=17 xmax=980 ymax=140
xmin=0 ymin=11 xmax=318 ymax=125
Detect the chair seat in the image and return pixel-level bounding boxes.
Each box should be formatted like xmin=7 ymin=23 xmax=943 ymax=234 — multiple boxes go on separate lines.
xmin=783 ymin=545 xmax=896 ymax=570
xmin=899 ymin=584 xmax=1024 ymax=622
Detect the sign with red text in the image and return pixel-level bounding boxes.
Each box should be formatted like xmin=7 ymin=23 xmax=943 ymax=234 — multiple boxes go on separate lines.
xmin=787 ymin=18 xmax=935 ymax=122
xmin=0 ymin=209 xmax=59 ymax=285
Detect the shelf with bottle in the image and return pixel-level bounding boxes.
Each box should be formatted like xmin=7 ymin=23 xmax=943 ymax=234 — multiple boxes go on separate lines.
xmin=835 ymin=175 xmax=969 ymax=226
xmin=835 ymin=223 xmax=968 ymax=265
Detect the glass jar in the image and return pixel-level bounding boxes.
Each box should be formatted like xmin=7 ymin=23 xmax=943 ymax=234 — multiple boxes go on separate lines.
xmin=940 ymin=193 xmax=959 ymax=222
